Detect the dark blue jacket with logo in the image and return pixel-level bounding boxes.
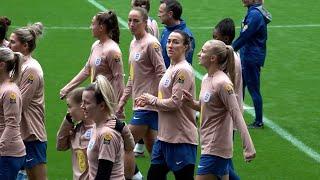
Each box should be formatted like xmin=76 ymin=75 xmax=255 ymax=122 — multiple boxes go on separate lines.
xmin=232 ymin=4 xmax=272 ymax=67
xmin=160 ymin=20 xmax=195 ymax=68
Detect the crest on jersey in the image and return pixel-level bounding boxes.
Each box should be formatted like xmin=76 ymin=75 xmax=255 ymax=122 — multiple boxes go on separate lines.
xmin=133 ymin=52 xmax=141 ymax=61
xmin=203 ymin=92 xmax=211 ymax=103
xmin=95 ymin=57 xmax=101 ymax=66
xmin=84 ymin=129 xmax=93 ymax=139
xmin=163 ymin=76 xmax=171 ymax=88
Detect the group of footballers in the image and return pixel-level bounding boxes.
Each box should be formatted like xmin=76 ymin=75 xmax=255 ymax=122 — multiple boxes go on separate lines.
xmin=0 ymin=17 xmax=47 ymax=179
xmin=0 ymin=0 xmax=271 ymax=179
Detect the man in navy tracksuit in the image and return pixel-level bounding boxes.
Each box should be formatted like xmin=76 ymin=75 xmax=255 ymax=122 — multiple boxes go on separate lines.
xmin=233 ymin=0 xmax=271 ymax=128
xmin=158 ymin=0 xmax=195 ymax=68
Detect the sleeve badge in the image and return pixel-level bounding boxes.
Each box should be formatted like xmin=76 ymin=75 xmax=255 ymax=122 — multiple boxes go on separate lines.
xmin=152 ymin=42 xmax=160 ymax=52
xmin=103 ymin=132 xmax=112 ymax=144
xmin=9 ymin=92 xmax=17 ymax=103
xmin=113 ymin=53 xmax=121 ymax=63
xmin=27 ymin=74 xmax=34 ymax=84
xmin=224 ymin=84 xmax=234 ymax=95
xmin=177 ymin=73 xmax=185 ymax=84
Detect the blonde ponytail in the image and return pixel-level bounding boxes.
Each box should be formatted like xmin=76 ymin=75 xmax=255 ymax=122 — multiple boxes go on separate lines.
xmin=95 ymin=75 xmax=117 ymax=115
xmin=225 ymin=45 xmax=235 ymax=85
xmin=0 ymin=48 xmax=22 ymax=82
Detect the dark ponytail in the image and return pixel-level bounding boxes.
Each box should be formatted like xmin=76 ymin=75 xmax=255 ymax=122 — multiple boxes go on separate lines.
xmin=0 ymin=16 xmax=11 ymax=41
xmin=96 ymin=11 xmax=120 ymax=44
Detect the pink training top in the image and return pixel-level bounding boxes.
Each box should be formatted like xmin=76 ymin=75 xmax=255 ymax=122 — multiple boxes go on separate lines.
xmin=56 ymin=118 xmax=94 ymax=180
xmin=0 ymin=82 xmax=26 ymax=157
xmin=147 ymin=17 xmax=159 ymax=39
xmin=199 ymin=71 xmax=255 ymax=158
xmin=18 ymin=56 xmax=47 ymax=142
xmin=87 ymin=122 xmax=125 ymax=180
xmin=57 ymin=118 xmax=134 ymax=179
xmin=234 ymin=52 xmax=243 ymax=113
xmin=152 ymin=60 xmax=197 ymax=144
xmin=61 ymin=39 xmax=125 ymax=103
xmin=120 ymin=33 xmax=166 ymax=111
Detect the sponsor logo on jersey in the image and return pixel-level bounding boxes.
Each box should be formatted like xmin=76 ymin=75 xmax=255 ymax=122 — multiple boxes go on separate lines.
xmin=152 ymin=42 xmax=160 ymax=52
xmin=9 ymin=92 xmax=17 ymax=103
xmin=177 ymin=73 xmax=185 ymax=84
xmin=113 ymin=53 xmax=121 ymax=63
xmin=224 ymin=84 xmax=234 ymax=95
xmin=27 ymin=74 xmax=34 ymax=84
xmin=103 ymin=132 xmax=112 ymax=145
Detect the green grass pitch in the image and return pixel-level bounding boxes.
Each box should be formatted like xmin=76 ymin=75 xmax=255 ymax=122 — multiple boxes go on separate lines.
xmin=1 ymin=0 xmax=320 ymax=179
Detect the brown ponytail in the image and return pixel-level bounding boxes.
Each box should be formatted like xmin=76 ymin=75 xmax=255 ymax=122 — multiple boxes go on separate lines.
xmin=207 ymin=40 xmax=236 ymax=85
xmin=95 ymin=11 xmax=120 ymax=44
xmin=225 ymin=45 xmax=235 ymax=85
xmin=11 ymin=52 xmax=22 ymax=81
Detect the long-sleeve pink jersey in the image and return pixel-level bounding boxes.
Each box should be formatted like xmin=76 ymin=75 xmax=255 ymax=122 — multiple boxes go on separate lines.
xmin=0 ymin=82 xmax=26 ymax=157
xmin=87 ymin=123 xmax=125 ymax=180
xmin=199 ymin=71 xmax=255 ymax=158
xmin=57 ymin=118 xmax=134 ymax=179
xmin=18 ymin=56 xmax=47 ymax=141
xmin=56 ymin=118 xmax=94 ymax=180
xmin=152 ymin=60 xmax=197 ymax=144
xmin=121 ymin=33 xmax=166 ymax=111
xmin=61 ymin=39 xmax=125 ymax=103
xmin=234 ymin=52 xmax=243 ymax=113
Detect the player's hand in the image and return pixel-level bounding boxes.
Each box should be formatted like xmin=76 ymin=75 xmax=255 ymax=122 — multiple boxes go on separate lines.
xmin=182 ymin=89 xmax=193 ymax=106
xmin=244 ymin=150 xmax=256 ymax=162
xmin=60 ymin=89 xmax=66 ymax=100
xmin=135 ymin=96 xmax=146 ymax=107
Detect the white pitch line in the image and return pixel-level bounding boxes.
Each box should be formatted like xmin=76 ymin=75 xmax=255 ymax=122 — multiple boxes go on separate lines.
xmin=88 ymin=0 xmax=320 ymax=164
xmin=244 ymin=106 xmax=320 ymax=163
xmin=87 ymin=0 xmax=128 ymax=29
xmin=194 ymin=70 xmax=320 ymax=163
xmin=11 ymin=24 xmax=320 ymax=31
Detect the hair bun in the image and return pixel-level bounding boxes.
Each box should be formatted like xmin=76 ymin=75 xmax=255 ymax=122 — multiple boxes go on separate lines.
xmin=0 ymin=16 xmax=11 ymax=27
xmin=28 ymin=22 xmax=44 ymax=38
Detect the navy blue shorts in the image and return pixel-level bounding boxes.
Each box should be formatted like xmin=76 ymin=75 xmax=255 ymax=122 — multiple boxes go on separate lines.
xmin=130 ymin=110 xmax=158 ymax=130
xmin=197 ymin=154 xmax=231 ymax=177
xmin=24 ymin=140 xmax=47 ymax=169
xmin=151 ymin=140 xmax=197 ymax=171
xmin=0 ymin=156 xmax=25 ymax=179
